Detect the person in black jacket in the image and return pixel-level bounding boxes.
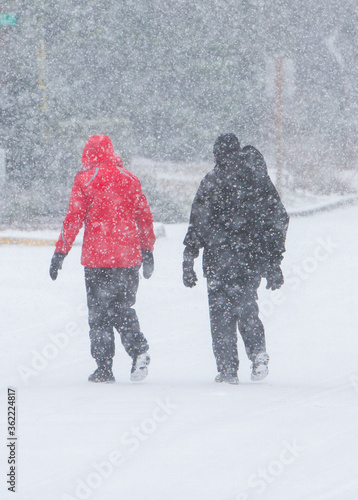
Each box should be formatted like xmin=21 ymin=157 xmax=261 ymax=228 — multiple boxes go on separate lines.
xmin=182 ymin=133 xmax=289 ymax=384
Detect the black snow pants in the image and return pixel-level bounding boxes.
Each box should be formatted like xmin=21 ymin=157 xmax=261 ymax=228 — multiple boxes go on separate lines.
xmin=207 ymin=272 xmax=266 ymax=374
xmin=84 ymin=267 xmax=149 ymax=364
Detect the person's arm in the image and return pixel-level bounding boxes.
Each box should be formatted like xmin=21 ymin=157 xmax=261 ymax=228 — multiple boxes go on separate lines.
xmin=135 ymin=186 xmax=155 ymax=279
xmin=136 ymin=190 xmax=155 ymax=252
xmin=183 ymin=179 xmax=209 ymax=253
xmin=264 ymin=185 xmax=289 ymax=266
xmin=182 ymin=180 xmax=210 ymax=287
xmin=262 ymin=186 xmax=289 ymax=290
xmin=56 ymin=175 xmax=87 ymax=254
xmin=50 ymin=176 xmax=87 ymax=280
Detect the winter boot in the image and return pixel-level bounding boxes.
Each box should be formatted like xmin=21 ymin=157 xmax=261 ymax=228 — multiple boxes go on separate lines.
xmin=88 ymin=359 xmax=115 ymax=383
xmin=251 ymin=352 xmax=269 ymax=381
xmin=215 ymin=370 xmax=239 ymax=385
xmin=130 ymin=353 xmax=150 ymax=382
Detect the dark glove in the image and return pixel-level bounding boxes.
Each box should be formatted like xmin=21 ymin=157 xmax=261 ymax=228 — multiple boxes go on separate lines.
xmin=265 ymin=264 xmax=284 ymax=291
xmin=183 ymin=260 xmax=198 ymax=288
xmin=141 ymin=249 xmax=154 ymax=279
xmin=49 ymin=252 xmax=67 ymax=281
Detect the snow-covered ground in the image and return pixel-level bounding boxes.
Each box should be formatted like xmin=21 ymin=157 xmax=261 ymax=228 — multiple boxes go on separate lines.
xmin=1 ymin=204 xmax=358 ymax=500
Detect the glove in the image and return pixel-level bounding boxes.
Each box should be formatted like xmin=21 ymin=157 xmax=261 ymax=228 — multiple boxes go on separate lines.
xmin=49 ymin=252 xmax=67 ymax=281
xmin=183 ymin=260 xmax=198 ymax=288
xmin=141 ymin=249 xmax=154 ymax=279
xmin=265 ymin=264 xmax=284 ymax=291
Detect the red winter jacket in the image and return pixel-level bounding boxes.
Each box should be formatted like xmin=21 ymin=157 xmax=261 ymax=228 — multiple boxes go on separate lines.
xmin=55 ymin=135 xmax=155 ymax=267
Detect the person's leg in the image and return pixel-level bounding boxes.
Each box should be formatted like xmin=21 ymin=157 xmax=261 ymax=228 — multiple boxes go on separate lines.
xmin=85 ymin=267 xmax=115 ymax=381
xmin=237 ymin=275 xmax=269 ymax=381
xmin=236 ymin=274 xmax=267 ymax=362
xmin=110 ymin=267 xmax=149 ymax=359
xmin=207 ymin=278 xmax=239 ymax=375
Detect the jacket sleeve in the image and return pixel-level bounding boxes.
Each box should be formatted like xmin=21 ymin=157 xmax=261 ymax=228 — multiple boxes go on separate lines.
xmin=135 ymin=189 xmax=155 ymax=252
xmin=55 ymin=175 xmax=87 ymax=254
xmin=183 ymin=179 xmax=211 ymax=259
xmin=261 ymin=180 xmax=289 ymax=267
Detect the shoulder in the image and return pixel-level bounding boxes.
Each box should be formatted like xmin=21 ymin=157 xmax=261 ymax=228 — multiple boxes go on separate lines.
xmin=74 ymin=167 xmax=97 ymax=186
xmin=116 ymin=166 xmax=143 ymax=189
xmin=190 ymin=171 xmax=215 ymax=204
xmin=200 ymin=169 xmax=217 ymax=189
xmin=118 ymin=166 xmax=139 ymax=181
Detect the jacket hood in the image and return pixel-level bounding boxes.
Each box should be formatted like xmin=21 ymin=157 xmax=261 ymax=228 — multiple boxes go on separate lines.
xmin=213 ymin=133 xmax=241 ymax=158
xmin=213 ymin=133 xmax=242 ymax=174
xmin=241 ymin=145 xmax=268 ymax=177
xmin=81 ymin=135 xmax=123 ymax=170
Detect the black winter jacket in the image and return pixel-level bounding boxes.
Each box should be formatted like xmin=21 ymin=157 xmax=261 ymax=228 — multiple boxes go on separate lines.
xmin=183 ymin=146 xmax=289 ymax=278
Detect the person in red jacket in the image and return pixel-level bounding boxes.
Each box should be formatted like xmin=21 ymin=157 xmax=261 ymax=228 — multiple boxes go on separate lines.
xmin=49 ymin=135 xmax=155 ymax=383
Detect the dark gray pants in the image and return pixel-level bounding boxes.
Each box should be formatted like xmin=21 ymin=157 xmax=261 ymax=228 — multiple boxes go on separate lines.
xmin=85 ymin=267 xmax=149 ymax=364
xmin=207 ymin=273 xmax=266 ymax=373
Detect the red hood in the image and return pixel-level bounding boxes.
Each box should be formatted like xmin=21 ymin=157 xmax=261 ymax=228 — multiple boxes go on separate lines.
xmin=81 ymin=135 xmax=123 ymax=170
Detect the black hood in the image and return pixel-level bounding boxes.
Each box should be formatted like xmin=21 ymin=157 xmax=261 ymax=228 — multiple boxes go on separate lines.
xmin=213 ymin=134 xmax=255 ymax=185
xmin=213 ymin=133 xmax=241 ymax=166
xmin=241 ymin=145 xmax=268 ymax=179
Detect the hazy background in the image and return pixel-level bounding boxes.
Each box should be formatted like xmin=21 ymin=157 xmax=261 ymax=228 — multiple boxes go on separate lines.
xmin=0 ymin=0 xmax=357 ymax=225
